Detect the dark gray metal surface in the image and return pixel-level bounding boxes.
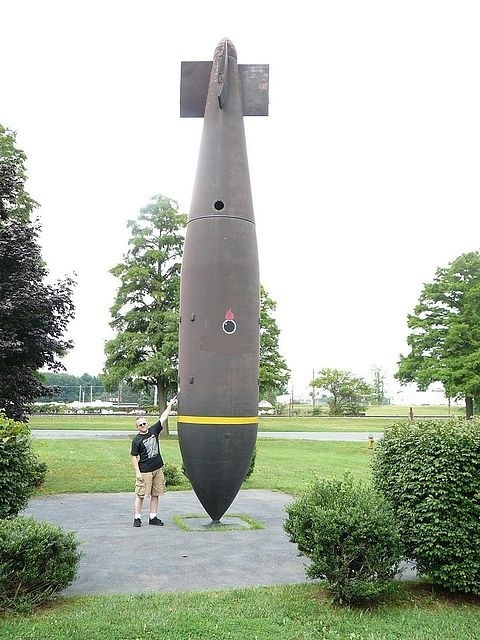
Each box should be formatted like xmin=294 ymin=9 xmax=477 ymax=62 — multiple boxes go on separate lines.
xmin=178 ymin=39 xmax=268 ymax=521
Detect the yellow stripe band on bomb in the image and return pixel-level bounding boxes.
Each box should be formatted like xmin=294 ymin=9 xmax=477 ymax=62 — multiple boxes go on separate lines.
xmin=177 ymin=415 xmax=259 ymax=425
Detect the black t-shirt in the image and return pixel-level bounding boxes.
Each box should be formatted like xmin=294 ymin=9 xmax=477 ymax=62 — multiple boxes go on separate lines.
xmin=130 ymin=420 xmax=164 ymax=472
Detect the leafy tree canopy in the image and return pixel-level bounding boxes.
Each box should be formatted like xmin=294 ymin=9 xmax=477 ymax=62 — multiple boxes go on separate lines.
xmin=0 ymin=125 xmax=37 ymax=221
xmin=396 ymin=251 xmax=480 ymax=417
xmin=259 ymin=285 xmax=290 ymax=401
xmin=0 ymin=124 xmax=75 ymax=420
xmin=312 ymin=368 xmax=372 ymax=416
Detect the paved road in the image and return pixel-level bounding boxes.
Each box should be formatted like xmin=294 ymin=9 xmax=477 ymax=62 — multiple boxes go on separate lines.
xmin=32 ymin=430 xmax=382 ymax=442
xmin=24 ymin=490 xmax=311 ymax=595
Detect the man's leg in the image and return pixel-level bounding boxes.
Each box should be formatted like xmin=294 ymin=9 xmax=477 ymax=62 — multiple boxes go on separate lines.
xmin=149 ymin=495 xmax=159 ymax=516
xmin=133 ymin=495 xmax=144 ymax=527
xmin=148 ymin=495 xmax=164 ymax=525
xmin=135 ymin=495 xmax=144 ymax=516
xmin=148 ymin=470 xmax=165 ymax=525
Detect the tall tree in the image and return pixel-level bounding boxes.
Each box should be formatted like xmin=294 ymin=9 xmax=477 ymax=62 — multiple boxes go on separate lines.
xmin=311 ymin=368 xmax=372 ymax=416
xmin=0 ymin=126 xmax=75 ymax=421
xmin=396 ymin=251 xmax=480 ymax=418
xmin=259 ymin=285 xmax=290 ymax=402
xmin=103 ymin=195 xmax=187 ymax=433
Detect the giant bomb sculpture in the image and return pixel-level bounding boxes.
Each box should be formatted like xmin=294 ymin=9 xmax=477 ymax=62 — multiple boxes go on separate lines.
xmin=177 ymin=39 xmax=269 ymax=522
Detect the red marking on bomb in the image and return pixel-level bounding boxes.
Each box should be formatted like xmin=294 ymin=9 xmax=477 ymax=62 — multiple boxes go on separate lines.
xmin=223 ymin=309 xmax=237 ymax=334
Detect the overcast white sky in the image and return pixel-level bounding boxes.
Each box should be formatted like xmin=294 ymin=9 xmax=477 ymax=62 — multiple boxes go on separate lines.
xmin=2 ymin=1 xmax=479 ymax=397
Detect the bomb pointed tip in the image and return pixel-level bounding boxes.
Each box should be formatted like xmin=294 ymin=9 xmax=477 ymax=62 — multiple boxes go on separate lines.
xmin=214 ymin=38 xmax=237 ymax=109
xmin=215 ymin=38 xmax=237 ymax=61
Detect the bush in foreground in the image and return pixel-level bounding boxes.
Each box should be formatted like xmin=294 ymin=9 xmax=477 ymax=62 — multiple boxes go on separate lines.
xmin=0 ymin=416 xmax=47 ymax=518
xmin=284 ymin=475 xmax=402 ymax=605
xmin=0 ymin=516 xmax=82 ymax=612
xmin=372 ymin=417 xmax=480 ymax=594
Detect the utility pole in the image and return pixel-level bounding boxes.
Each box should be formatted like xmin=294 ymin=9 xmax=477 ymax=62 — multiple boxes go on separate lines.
xmin=312 ymin=368 xmax=316 ymax=409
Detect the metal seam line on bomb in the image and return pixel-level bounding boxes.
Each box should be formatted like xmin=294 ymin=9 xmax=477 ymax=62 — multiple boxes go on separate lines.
xmin=178 ymin=38 xmax=268 ymax=523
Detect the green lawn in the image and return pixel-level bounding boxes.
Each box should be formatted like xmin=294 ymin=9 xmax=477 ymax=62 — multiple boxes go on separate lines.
xmin=2 ymin=584 xmax=480 ymax=639
xmin=29 ymin=413 xmax=147 ymax=430
xmin=365 ymin=403 xmax=463 ymax=416
xmin=262 ymin=416 xmax=390 ymax=432
xmin=27 ymin=404 xmax=464 ymax=433
xmin=32 ymin=438 xmax=374 ymax=495
xmin=30 ymin=413 xmax=392 ymax=432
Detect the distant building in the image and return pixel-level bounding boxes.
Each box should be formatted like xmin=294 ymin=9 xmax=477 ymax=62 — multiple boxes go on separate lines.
xmin=393 ymin=384 xmax=463 ymax=406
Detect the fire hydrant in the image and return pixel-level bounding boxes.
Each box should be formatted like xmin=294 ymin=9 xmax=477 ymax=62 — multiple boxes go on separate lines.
xmin=367 ymin=434 xmax=375 ymax=449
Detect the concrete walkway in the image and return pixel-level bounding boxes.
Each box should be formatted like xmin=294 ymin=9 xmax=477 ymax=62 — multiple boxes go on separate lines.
xmin=32 ymin=430 xmax=383 ymax=442
xmin=24 ymin=490 xmax=311 ymax=595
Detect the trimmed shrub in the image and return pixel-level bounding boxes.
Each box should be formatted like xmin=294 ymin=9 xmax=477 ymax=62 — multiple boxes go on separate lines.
xmin=245 ymin=445 xmax=257 ymax=480
xmin=30 ymin=459 xmax=48 ymax=488
xmin=0 ymin=516 xmax=82 ymax=612
xmin=284 ymin=474 xmax=402 ymax=605
xmin=372 ymin=417 xmax=480 ymax=594
xmin=0 ymin=416 xmax=47 ymax=518
xmin=163 ymin=462 xmax=182 ymax=486
xmin=29 ymin=403 xmax=69 ymax=414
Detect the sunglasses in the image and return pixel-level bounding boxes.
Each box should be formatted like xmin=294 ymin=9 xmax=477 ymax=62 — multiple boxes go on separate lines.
xmin=138 ymin=422 xmax=147 ymax=427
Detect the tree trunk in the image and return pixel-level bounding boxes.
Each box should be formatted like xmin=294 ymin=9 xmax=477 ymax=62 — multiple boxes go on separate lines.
xmin=466 ymin=396 xmax=474 ymax=419
xmin=157 ymin=381 xmax=169 ymax=436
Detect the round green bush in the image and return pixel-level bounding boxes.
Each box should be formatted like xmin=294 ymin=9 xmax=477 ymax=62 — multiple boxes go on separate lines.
xmin=0 ymin=416 xmax=47 ymax=518
xmin=372 ymin=417 xmax=480 ymax=595
xmin=0 ymin=516 xmax=82 ymax=612
xmin=284 ymin=474 xmax=402 ymax=605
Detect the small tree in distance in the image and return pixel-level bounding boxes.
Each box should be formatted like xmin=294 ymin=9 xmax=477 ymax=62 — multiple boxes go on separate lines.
xmin=371 ymin=365 xmax=388 ymax=405
xmin=311 ymin=368 xmax=372 ymax=416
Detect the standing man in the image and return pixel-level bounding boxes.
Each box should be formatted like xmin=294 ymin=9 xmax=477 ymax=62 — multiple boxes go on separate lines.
xmin=131 ymin=397 xmax=176 ymax=527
